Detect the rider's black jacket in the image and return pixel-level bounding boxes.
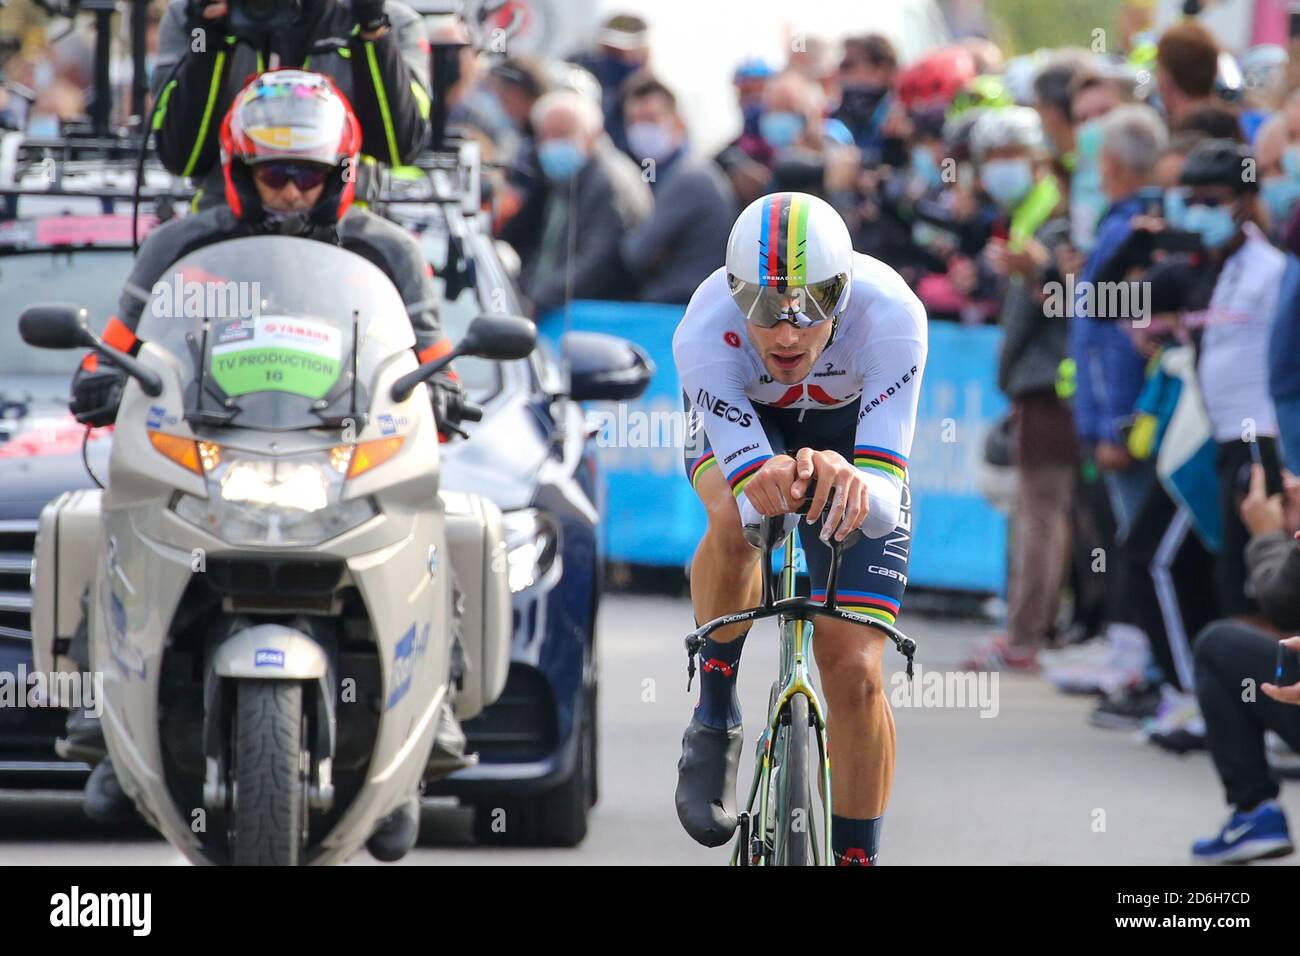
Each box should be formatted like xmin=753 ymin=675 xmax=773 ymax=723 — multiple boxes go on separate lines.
xmin=152 ymin=0 xmax=431 ymax=202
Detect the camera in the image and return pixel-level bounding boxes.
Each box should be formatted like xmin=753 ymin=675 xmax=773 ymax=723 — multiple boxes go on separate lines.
xmin=228 ymin=0 xmax=303 ymax=41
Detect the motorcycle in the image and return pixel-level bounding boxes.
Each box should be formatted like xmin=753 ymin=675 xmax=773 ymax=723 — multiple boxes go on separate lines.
xmin=21 ymin=235 xmax=535 ymax=864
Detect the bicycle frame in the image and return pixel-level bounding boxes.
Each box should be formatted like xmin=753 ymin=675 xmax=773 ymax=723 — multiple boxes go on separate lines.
xmin=684 ymin=517 xmax=917 ymax=866
xmin=750 ymin=530 xmax=831 ymax=865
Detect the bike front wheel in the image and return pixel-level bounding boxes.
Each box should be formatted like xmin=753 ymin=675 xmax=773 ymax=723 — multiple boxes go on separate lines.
xmin=776 ymin=693 xmax=813 ymax=865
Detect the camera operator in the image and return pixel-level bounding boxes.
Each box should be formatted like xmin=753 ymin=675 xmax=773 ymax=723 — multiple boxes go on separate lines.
xmin=151 ymin=0 xmax=432 ymax=205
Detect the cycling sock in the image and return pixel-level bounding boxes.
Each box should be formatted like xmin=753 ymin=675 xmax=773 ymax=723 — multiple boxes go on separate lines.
xmin=695 ymin=630 xmax=747 ymax=730
xmin=832 ymin=814 xmax=882 ymax=865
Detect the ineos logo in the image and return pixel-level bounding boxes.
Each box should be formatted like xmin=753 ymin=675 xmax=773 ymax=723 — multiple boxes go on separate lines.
xmin=695 ymin=388 xmax=753 ymax=427
xmin=723 ymin=331 xmax=741 ymax=348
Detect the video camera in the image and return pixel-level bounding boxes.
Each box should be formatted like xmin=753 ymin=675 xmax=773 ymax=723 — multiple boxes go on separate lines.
xmin=230 ymin=0 xmax=302 ymax=37
xmin=189 ymin=0 xmax=303 ymax=43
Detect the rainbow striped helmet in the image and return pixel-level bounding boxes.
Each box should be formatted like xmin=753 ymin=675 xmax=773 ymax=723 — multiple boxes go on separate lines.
xmin=725 ymin=192 xmax=852 ymax=329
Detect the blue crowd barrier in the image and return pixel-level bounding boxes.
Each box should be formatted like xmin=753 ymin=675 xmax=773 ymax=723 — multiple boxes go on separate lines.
xmin=539 ymin=302 xmax=1009 ymax=594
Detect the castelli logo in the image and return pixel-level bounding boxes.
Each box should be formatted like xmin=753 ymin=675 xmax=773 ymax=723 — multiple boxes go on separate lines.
xmin=723 ymin=331 xmax=741 ymax=348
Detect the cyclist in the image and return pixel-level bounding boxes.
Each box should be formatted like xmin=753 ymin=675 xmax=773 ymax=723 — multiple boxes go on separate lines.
xmin=673 ymin=191 xmax=927 ymax=865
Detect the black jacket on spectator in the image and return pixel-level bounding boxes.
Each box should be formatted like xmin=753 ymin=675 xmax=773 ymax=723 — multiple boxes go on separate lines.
xmin=620 ymin=150 xmax=736 ymax=304
xmin=521 ymin=136 xmax=652 ymax=313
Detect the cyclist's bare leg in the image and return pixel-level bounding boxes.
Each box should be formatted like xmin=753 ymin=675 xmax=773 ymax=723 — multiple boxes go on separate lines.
xmin=689 ymin=464 xmax=763 ymax=641
xmin=813 ymin=618 xmax=894 ymax=817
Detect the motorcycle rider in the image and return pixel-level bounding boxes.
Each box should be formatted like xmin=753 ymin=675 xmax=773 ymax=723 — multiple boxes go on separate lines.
xmin=65 ymin=71 xmax=466 ymax=838
xmin=153 ymin=0 xmax=432 ymax=207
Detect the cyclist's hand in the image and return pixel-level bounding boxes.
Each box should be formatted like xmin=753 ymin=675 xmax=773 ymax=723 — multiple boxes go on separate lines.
xmin=796 ymin=448 xmax=870 ymax=543
xmin=742 ymin=454 xmax=798 ymax=517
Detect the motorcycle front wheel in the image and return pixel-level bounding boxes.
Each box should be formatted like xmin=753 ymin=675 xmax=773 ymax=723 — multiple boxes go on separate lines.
xmin=231 ymin=680 xmax=309 ymax=865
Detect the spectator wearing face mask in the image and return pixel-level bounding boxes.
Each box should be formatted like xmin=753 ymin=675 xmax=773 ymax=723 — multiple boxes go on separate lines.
xmin=488 ymin=56 xmax=552 ymax=267
xmin=962 ymin=107 xmax=1077 ymax=671
xmin=567 ymin=13 xmax=651 ymax=157
xmin=1067 ymin=69 xmax=1128 ymax=253
xmin=1031 ymin=49 xmax=1094 ymax=179
xmin=758 ymin=69 xmax=860 ymax=207
xmin=1174 ymin=139 xmax=1286 ymax=620
xmin=520 ymin=89 xmax=652 ymax=314
xmin=1072 ymin=104 xmax=1166 ymax=529
xmin=1155 ymin=21 xmax=1220 ymax=128
xmin=722 ymin=58 xmax=777 ymax=168
xmin=1265 ymin=93 xmax=1300 ymax=475
xmin=617 ymin=74 xmax=736 ymax=305
xmin=834 ymin=34 xmax=897 ymax=164
xmin=1254 ymin=90 xmax=1300 ymax=243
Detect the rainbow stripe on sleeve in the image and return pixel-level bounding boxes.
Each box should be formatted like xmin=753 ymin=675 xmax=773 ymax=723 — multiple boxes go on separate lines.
xmin=853 ymin=445 xmax=907 ymax=481
xmin=689 ymin=451 xmax=717 ymax=489
xmin=726 ymin=454 xmax=772 ymax=497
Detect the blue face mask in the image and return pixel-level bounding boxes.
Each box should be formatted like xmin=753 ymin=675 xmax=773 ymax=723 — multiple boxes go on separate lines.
xmin=759 ymin=111 xmax=805 ymax=149
xmin=538 ymin=139 xmax=587 ymax=182
xmin=1163 ymin=188 xmax=1187 ymax=228
xmin=910 ymin=147 xmax=943 ymax=189
xmin=1283 ymin=146 xmax=1300 ymax=180
xmin=1075 ymin=119 xmax=1104 ymax=163
xmin=1069 ymin=120 xmax=1107 ymax=250
xmin=980 ymin=158 xmax=1034 ymax=209
xmin=1261 ymin=176 xmax=1300 ymax=224
xmin=741 ymin=103 xmax=763 ymax=137
xmin=1181 ymin=203 xmax=1237 ymax=250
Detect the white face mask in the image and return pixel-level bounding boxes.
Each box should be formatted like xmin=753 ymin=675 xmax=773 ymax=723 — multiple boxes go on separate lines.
xmin=625 ymin=120 xmax=678 ymax=164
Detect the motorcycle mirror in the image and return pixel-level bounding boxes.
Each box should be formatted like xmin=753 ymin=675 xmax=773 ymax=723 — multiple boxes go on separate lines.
xmin=19 ymin=302 xmax=164 ymax=397
xmin=391 ymin=314 xmax=536 ymax=404
xmin=19 ymin=304 xmax=95 ymax=350
xmin=460 ymin=314 xmax=536 ymax=361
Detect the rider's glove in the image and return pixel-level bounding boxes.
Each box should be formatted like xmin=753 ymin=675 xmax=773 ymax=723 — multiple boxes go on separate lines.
xmin=70 ymin=359 xmax=127 ymax=428
xmin=350 ymin=0 xmax=390 ymax=34
xmin=429 ymin=372 xmax=464 ymax=438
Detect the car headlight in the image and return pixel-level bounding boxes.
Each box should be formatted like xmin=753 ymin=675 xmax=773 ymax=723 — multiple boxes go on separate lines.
xmin=171 ymin=440 xmax=389 ymax=546
xmin=500 ymin=508 xmax=560 ymax=593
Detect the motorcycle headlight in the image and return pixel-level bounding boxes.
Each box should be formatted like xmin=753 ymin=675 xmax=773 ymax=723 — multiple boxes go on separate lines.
xmin=501 ymin=508 xmax=560 ymax=594
xmin=172 ymin=441 xmax=388 ymax=546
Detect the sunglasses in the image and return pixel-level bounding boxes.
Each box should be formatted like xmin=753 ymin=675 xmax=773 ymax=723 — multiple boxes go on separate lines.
xmin=728 ymin=273 xmax=849 ymax=329
xmin=252 ymin=162 xmax=330 ymax=191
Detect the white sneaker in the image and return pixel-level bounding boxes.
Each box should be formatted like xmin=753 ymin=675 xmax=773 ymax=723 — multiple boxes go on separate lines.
xmin=1038 ymin=637 xmax=1109 ymax=669
xmin=1043 ymin=623 xmax=1150 ymax=695
xmin=1139 ymin=686 xmax=1201 ymax=740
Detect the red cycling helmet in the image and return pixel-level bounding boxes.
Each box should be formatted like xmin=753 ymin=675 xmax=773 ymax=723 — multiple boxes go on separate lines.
xmin=895 ymin=46 xmax=977 ymax=112
xmin=218 ymin=69 xmax=362 ymax=224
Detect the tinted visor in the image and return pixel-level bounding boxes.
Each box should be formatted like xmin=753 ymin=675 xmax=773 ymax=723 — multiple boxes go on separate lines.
xmin=728 ymin=272 xmax=849 ymax=328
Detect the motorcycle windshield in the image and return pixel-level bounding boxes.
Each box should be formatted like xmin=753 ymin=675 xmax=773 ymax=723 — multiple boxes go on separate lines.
xmin=135 ymin=236 xmax=415 ymax=430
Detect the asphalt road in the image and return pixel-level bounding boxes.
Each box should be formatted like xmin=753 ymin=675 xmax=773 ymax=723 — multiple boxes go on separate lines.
xmin=1 ymin=592 xmax=1297 ymax=865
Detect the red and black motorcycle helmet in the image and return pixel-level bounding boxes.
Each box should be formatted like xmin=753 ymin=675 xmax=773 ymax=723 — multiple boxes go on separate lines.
xmin=218 ymin=69 xmax=362 ymax=225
